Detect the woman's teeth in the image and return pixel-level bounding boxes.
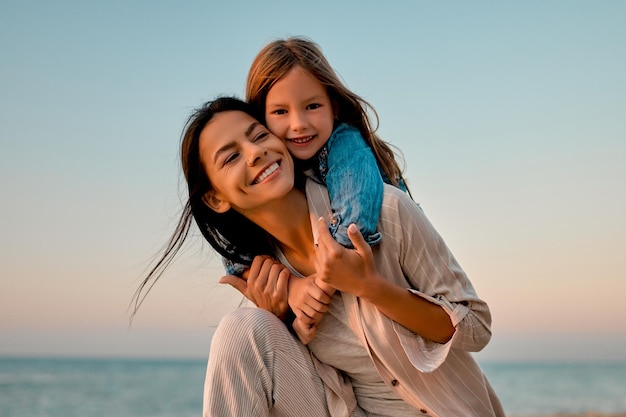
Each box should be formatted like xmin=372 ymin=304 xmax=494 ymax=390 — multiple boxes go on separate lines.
xmin=254 ymin=162 xmax=279 ymax=184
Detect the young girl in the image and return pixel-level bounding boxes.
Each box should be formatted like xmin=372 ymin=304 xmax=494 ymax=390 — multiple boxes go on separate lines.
xmin=223 ymin=36 xmax=410 ymax=277
xmin=250 ymin=36 xmax=410 ymax=240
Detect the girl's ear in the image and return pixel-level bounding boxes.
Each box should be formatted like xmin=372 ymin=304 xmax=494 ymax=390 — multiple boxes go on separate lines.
xmin=202 ymin=190 xmax=231 ymax=213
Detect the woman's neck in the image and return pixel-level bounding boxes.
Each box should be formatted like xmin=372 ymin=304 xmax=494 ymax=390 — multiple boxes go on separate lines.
xmin=244 ymin=188 xmax=316 ymax=275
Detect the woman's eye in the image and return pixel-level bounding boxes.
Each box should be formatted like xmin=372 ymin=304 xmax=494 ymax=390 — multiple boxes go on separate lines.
xmin=224 ymin=152 xmax=239 ymax=164
xmin=253 ymin=132 xmax=269 ymax=142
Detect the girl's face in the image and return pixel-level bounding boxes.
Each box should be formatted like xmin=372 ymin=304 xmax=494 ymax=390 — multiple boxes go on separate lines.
xmin=264 ymin=66 xmax=335 ymax=161
xmin=198 ymin=110 xmax=294 ymax=214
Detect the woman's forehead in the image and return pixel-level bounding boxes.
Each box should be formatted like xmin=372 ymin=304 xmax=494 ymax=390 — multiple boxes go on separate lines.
xmin=202 ymin=111 xmax=257 ymax=144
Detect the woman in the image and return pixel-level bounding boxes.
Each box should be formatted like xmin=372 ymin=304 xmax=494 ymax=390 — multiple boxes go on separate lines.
xmin=134 ymin=97 xmax=504 ymax=416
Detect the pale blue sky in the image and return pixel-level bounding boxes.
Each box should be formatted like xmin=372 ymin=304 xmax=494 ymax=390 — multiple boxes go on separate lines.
xmin=1 ymin=1 xmax=625 ymax=361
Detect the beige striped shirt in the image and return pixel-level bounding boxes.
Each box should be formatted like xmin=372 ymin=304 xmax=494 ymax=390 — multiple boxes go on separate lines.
xmin=304 ymin=179 xmax=505 ymax=417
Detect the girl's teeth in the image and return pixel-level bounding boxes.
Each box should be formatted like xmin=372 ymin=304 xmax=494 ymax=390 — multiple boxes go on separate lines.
xmin=292 ymin=136 xmax=313 ymax=143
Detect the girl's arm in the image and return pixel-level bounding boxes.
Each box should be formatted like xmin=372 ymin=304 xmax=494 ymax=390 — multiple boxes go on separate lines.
xmin=221 ymin=254 xmax=334 ymax=344
xmin=288 ymin=275 xmax=332 ymax=345
xmin=287 ymin=273 xmax=333 ymax=327
xmin=322 ymin=124 xmax=383 ymax=248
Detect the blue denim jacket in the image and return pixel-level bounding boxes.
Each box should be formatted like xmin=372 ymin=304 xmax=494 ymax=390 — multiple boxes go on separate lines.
xmin=223 ymin=123 xmax=406 ymax=275
xmin=315 ymin=123 xmax=383 ymax=247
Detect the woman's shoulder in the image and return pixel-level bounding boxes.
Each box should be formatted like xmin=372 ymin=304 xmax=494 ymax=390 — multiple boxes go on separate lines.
xmin=382 ymin=184 xmax=417 ymax=210
xmin=380 ymin=184 xmax=428 ymax=229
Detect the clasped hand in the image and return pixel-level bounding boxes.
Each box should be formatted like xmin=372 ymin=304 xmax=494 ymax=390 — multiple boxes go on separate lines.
xmin=219 ymin=218 xmax=378 ymax=345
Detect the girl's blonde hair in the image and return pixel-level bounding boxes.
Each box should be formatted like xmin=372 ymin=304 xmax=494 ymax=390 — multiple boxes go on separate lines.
xmin=246 ymin=36 xmax=408 ymax=190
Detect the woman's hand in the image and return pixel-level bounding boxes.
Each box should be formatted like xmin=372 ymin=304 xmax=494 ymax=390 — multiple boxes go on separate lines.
xmin=315 ymin=218 xmax=382 ymax=296
xmin=288 ymin=273 xmax=333 ymax=327
xmin=316 ymin=218 xmax=456 ymax=343
xmin=219 ymin=255 xmax=290 ymax=320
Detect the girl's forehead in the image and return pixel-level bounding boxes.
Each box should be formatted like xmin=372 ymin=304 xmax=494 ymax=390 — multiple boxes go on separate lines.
xmin=268 ymin=67 xmax=328 ymax=101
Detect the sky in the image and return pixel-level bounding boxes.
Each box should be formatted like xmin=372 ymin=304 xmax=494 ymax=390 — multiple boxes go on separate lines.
xmin=1 ymin=1 xmax=624 ymax=362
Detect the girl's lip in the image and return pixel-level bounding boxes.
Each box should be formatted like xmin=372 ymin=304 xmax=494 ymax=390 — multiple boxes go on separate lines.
xmin=288 ymin=135 xmax=315 ymax=144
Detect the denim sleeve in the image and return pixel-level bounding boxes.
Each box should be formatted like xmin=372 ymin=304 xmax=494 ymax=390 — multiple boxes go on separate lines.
xmin=323 ymin=123 xmax=383 ymax=248
xmin=222 ymin=256 xmax=248 ymax=277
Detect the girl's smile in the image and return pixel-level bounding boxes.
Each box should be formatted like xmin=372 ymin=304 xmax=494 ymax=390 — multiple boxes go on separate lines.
xmin=264 ymin=66 xmax=335 ymax=161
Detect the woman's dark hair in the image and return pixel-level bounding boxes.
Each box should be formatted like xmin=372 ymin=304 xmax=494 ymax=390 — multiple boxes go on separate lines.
xmin=131 ymin=97 xmax=274 ymax=317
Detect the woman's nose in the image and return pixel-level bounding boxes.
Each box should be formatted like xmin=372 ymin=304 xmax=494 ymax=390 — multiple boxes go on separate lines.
xmin=246 ymin=143 xmax=267 ymax=166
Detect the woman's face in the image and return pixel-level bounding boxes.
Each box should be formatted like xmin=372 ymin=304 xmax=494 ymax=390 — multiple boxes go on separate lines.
xmin=198 ymin=110 xmax=295 ymax=214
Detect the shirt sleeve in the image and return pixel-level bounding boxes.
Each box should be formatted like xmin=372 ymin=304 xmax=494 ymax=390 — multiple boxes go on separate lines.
xmin=323 ymin=124 xmax=384 ymax=247
xmin=390 ymin=189 xmax=493 ymax=359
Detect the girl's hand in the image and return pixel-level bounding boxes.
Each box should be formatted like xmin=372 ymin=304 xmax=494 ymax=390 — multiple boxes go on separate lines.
xmin=288 ymin=273 xmax=333 ymax=326
xmin=219 ymin=255 xmax=290 ymax=320
xmin=291 ymin=316 xmax=317 ymax=345
xmin=315 ymin=218 xmax=381 ymax=297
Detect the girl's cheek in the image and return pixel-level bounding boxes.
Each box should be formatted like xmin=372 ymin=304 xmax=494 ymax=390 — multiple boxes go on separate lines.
xmin=266 ymin=120 xmax=285 ymax=138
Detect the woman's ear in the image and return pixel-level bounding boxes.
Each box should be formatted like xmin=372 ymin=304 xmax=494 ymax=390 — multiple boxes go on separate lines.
xmin=202 ymin=190 xmax=231 ymax=213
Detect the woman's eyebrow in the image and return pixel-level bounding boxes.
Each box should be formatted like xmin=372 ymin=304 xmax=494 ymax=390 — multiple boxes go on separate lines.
xmin=245 ymin=121 xmax=260 ymax=137
xmin=212 ymin=122 xmax=261 ymax=164
xmin=213 ymin=141 xmax=236 ymax=164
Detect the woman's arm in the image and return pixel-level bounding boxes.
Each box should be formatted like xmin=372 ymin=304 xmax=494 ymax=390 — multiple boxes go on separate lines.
xmin=314 ymin=219 xmax=455 ymax=343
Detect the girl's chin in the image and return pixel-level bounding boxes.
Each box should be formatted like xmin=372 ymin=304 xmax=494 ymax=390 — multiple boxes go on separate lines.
xmin=289 ymin=149 xmax=317 ymax=161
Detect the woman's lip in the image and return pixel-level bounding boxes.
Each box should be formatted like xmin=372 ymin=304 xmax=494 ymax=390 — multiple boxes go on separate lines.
xmin=252 ymin=160 xmax=281 ymax=184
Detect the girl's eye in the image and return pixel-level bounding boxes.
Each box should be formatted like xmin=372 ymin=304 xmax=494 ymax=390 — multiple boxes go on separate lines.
xmin=307 ymin=103 xmax=321 ymax=110
xmin=271 ymin=109 xmax=287 ymax=115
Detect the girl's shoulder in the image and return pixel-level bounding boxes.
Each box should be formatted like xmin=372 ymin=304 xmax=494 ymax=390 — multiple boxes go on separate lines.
xmin=331 ymin=122 xmax=359 ymax=135
xmin=327 ymin=123 xmax=365 ymax=148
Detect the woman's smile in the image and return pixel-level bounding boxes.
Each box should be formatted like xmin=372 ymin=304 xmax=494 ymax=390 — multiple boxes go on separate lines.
xmin=198 ymin=110 xmax=295 ymax=212
xmin=252 ymin=161 xmax=281 ymax=184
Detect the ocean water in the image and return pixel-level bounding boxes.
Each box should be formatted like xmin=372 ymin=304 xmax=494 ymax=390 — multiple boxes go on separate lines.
xmin=482 ymin=361 xmax=626 ymax=416
xmin=1 ymin=357 xmax=625 ymax=417
xmin=0 ymin=357 xmax=206 ymax=417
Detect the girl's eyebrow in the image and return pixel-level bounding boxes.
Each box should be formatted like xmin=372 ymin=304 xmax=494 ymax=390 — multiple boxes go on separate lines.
xmin=212 ymin=122 xmax=260 ymax=164
xmin=266 ymin=94 xmax=326 ymax=108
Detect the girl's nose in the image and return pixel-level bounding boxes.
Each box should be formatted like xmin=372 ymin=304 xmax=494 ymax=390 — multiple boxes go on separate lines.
xmin=290 ymin=110 xmax=308 ymax=131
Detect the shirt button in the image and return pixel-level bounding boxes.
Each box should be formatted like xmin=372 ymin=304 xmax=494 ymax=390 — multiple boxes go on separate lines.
xmin=391 ymin=379 xmax=399 ymax=386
